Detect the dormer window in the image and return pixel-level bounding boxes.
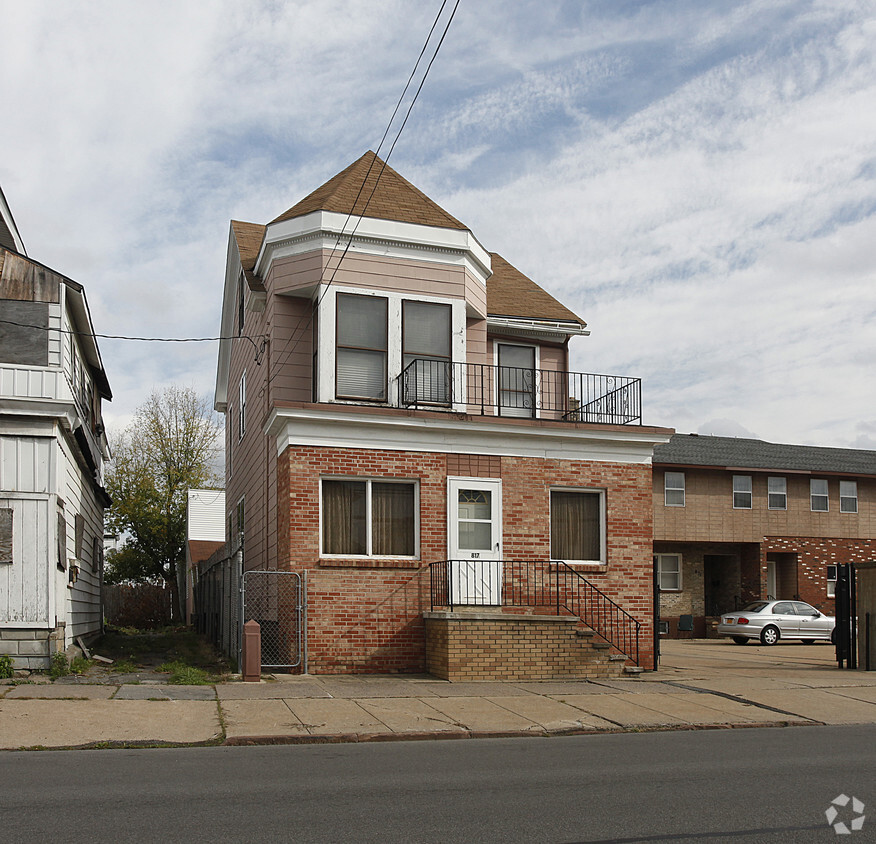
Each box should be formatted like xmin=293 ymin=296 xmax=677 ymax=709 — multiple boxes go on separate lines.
xmin=336 ymin=293 xmax=388 ymax=401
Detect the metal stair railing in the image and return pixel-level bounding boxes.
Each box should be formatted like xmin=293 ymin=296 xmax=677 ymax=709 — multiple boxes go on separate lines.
xmin=428 ymin=559 xmax=641 ymax=665
xmin=554 ymin=561 xmax=641 ymax=665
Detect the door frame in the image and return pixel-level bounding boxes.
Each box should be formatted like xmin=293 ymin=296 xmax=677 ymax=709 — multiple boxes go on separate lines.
xmin=447 ymin=477 xmax=502 ymax=606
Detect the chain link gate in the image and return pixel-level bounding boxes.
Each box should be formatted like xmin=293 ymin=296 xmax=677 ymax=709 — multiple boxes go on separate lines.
xmin=240 ymin=571 xmax=306 ymax=671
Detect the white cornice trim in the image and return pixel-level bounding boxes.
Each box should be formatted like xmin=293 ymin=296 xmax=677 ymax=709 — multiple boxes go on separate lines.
xmin=487 ymin=316 xmax=589 ymax=340
xmin=266 ymin=406 xmax=671 ymax=464
xmin=257 ymin=211 xmax=492 ymax=283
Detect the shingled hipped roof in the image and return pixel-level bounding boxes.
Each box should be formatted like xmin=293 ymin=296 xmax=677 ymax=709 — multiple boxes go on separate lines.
xmin=230 ymin=220 xmax=266 ymax=290
xmin=272 ymin=151 xmax=468 ymax=230
xmin=231 ymin=153 xmax=586 ymax=327
xmin=654 ymin=434 xmax=876 ymax=476
xmin=487 ymin=252 xmax=584 ymax=326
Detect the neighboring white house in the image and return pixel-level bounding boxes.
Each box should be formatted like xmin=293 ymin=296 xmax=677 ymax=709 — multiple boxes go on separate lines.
xmin=0 ymin=228 xmax=112 ymax=668
xmin=184 ymin=488 xmax=225 ymax=624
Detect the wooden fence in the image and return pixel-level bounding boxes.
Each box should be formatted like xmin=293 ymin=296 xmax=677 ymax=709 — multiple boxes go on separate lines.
xmin=104 ymin=583 xmax=175 ymax=629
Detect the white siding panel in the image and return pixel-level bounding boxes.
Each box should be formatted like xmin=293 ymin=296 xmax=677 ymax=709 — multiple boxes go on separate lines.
xmin=187 ymin=489 xmax=226 ymax=541
xmin=0 ymin=365 xmax=60 ymax=400
xmin=0 ymin=496 xmax=50 ymax=624
xmin=58 ymin=433 xmax=104 ymax=638
xmin=0 ymin=436 xmax=53 ymax=492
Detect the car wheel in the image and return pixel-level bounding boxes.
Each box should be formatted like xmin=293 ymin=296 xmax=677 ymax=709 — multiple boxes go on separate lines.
xmin=801 ymin=639 xmax=815 ymax=645
xmin=731 ymin=636 xmax=749 ymax=645
xmin=831 ymin=628 xmax=837 ymax=645
xmin=760 ymin=625 xmax=780 ymax=646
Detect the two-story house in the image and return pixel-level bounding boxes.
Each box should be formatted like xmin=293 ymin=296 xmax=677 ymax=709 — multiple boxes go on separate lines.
xmin=0 ymin=218 xmax=112 ymax=668
xmin=214 ymin=152 xmax=672 ymax=675
xmin=653 ymin=434 xmax=876 ymax=637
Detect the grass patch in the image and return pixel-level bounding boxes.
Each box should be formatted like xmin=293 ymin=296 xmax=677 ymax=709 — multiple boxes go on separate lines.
xmin=0 ymin=654 xmax=13 ymax=679
xmin=158 ymin=661 xmax=216 ymax=686
xmin=94 ymin=625 xmax=229 ymax=679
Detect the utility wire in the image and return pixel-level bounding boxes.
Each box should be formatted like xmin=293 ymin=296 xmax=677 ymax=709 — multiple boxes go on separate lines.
xmin=0 ymin=317 xmax=267 ymax=363
xmin=262 ymin=0 xmax=462 ymax=394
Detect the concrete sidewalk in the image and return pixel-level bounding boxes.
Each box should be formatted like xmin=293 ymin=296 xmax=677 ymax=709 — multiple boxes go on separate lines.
xmin=1 ymin=640 xmax=874 ymax=750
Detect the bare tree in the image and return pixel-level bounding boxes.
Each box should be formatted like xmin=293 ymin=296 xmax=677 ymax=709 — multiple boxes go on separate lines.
xmin=105 ymin=386 xmax=223 ymax=619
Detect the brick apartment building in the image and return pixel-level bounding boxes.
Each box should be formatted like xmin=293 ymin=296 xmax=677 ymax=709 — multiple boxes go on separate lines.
xmin=653 ymin=434 xmax=876 ymax=637
xmin=213 ymin=152 xmax=672 ymax=675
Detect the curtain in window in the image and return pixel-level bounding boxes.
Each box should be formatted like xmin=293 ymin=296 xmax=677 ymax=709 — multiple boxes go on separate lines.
xmin=322 ymin=480 xmax=366 ymax=555
xmin=372 ymin=483 xmax=414 ymax=556
xmin=551 ymin=491 xmax=600 ymax=561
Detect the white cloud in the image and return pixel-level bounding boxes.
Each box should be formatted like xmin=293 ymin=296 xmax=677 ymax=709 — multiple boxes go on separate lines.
xmin=1 ymin=0 xmax=874 ymax=449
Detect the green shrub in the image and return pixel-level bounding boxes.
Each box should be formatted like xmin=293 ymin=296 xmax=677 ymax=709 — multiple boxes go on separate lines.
xmin=50 ymin=652 xmax=71 ymax=679
xmin=0 ymin=654 xmax=13 ymax=679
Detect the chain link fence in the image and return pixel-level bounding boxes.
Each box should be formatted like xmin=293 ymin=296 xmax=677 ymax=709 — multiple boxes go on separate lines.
xmin=242 ymin=571 xmax=305 ymax=669
xmin=193 ymin=547 xmax=241 ymax=669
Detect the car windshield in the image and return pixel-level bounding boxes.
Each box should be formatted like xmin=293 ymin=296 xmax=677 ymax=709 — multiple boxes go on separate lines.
xmin=742 ymin=602 xmax=769 ymax=613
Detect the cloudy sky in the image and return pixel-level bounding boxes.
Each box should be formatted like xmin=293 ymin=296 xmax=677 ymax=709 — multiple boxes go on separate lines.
xmin=2 ymin=0 xmax=874 ymax=449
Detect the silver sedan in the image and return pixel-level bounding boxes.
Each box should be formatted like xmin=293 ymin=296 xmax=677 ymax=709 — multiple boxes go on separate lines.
xmin=717 ymin=600 xmax=836 ymax=646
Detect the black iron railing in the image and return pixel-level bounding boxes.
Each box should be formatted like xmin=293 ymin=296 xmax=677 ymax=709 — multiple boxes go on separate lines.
xmin=397 ymin=360 xmax=641 ymax=425
xmin=429 ymin=559 xmax=642 ymax=665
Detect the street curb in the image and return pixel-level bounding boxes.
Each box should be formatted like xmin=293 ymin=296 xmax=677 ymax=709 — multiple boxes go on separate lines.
xmin=220 ymin=719 xmax=820 ymax=747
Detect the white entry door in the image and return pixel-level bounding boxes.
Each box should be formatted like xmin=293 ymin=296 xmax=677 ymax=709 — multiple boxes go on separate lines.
xmin=447 ymin=478 xmax=502 ymax=605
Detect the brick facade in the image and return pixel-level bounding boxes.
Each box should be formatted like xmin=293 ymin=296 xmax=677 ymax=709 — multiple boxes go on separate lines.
xmin=424 ymin=612 xmax=626 ymax=681
xmin=276 ymin=445 xmax=655 ymax=673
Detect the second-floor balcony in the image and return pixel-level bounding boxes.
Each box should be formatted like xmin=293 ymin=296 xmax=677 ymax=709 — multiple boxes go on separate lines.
xmin=395 ymin=360 xmax=642 ymax=425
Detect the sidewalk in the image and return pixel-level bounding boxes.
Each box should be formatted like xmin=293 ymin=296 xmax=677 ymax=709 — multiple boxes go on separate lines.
xmin=2 ymin=640 xmax=874 ymax=750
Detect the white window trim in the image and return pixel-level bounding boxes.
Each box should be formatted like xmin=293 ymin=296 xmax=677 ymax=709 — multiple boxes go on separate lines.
xmin=549 ymin=486 xmax=606 ymax=566
xmin=664 ymin=471 xmax=685 ymax=507
xmin=768 ymin=476 xmax=787 ymax=510
xmin=238 ymin=371 xmax=247 ymax=440
xmin=655 ymin=553 xmax=682 ymax=591
xmin=826 ymin=564 xmax=837 ymax=598
xmin=319 ymin=476 xmax=420 ymax=559
xmin=493 ymin=340 xmax=541 ymax=418
xmin=839 ymin=480 xmax=858 ymax=514
xmin=810 ymin=478 xmax=829 ymax=512
xmin=732 ymin=475 xmax=752 ymax=510
xmin=317 ymin=285 xmax=466 ymax=409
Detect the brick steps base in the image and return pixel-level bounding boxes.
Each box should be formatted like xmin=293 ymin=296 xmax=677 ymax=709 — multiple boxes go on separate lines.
xmin=424 ymin=611 xmax=635 ymax=681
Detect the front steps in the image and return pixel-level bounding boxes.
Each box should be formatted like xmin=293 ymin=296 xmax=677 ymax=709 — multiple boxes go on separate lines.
xmin=424 ymin=611 xmax=637 ymax=681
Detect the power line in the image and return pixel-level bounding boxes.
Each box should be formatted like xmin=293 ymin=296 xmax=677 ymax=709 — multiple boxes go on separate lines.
xmin=262 ymin=0 xmax=462 ymax=394
xmin=0 ymin=317 xmax=268 ymax=363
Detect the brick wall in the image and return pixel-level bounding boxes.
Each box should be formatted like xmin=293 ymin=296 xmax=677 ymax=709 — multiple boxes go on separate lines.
xmin=424 ymin=612 xmax=624 ymax=681
xmin=762 ymin=536 xmax=876 ymax=614
xmin=276 ymin=445 xmax=655 ymax=673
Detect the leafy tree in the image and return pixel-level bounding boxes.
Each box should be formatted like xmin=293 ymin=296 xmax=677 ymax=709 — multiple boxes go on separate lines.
xmin=105 ymin=386 xmax=223 ymax=618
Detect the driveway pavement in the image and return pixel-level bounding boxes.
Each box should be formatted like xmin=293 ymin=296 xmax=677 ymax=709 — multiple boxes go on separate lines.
xmin=1 ymin=639 xmax=874 ymax=750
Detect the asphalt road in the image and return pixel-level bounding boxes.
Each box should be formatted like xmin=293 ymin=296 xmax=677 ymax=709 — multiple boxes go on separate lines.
xmin=2 ymin=725 xmax=872 ymax=843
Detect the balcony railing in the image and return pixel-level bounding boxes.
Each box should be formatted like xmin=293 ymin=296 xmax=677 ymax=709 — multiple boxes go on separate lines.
xmin=396 ymin=360 xmax=641 ymax=425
